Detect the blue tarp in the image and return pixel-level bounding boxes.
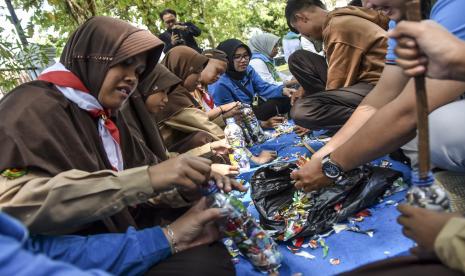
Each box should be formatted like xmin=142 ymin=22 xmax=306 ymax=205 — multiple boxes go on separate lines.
xmin=233 ymin=129 xmax=413 ymax=276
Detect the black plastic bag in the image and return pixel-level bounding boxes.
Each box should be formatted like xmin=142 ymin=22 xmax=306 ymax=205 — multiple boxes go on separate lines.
xmin=250 ymin=162 xmax=401 ymax=240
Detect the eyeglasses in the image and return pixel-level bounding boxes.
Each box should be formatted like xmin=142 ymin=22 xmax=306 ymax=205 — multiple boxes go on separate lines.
xmin=233 ymin=54 xmax=250 ymax=61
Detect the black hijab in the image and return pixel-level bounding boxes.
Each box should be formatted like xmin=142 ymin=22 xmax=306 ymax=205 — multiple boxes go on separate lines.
xmin=217 ymin=39 xmax=252 ymax=80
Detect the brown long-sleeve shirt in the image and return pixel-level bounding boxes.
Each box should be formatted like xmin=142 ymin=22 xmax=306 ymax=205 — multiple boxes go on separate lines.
xmin=159 ymin=107 xmax=225 ymax=149
xmin=323 ymin=7 xmax=389 ymax=90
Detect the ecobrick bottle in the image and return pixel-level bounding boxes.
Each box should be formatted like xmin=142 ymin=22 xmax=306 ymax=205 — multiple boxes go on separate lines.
xmin=224 ymin=117 xmax=250 ymax=170
xmin=407 ymin=171 xmax=449 ymax=211
xmin=204 ymin=180 xmax=282 ymax=273
xmin=241 ymin=104 xmax=266 ymax=144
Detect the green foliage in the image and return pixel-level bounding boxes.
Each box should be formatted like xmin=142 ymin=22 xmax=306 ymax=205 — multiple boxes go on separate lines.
xmin=14 ymin=0 xmax=290 ymax=50
xmin=0 ymin=0 xmax=336 ymax=92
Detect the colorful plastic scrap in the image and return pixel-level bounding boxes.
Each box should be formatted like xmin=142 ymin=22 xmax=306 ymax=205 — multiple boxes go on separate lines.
xmin=275 ymin=191 xmax=313 ymax=241
xmin=355 ymin=209 xmax=372 ymax=218
xmin=318 ymin=238 xmax=329 ymax=258
xmin=287 ymin=245 xmax=300 ymax=254
xmin=347 ymin=225 xmax=375 ymax=238
xmin=223 ymin=238 xmax=241 ymax=264
xmin=296 ymin=155 xmax=310 ymax=168
xmin=1 ymin=168 xmax=27 ymax=179
xmin=384 ymin=177 xmax=408 ymax=197
xmin=333 ymin=224 xmax=349 ymax=234
xmin=292 ymin=237 xmax=305 ymax=248
xmin=330 ymin=258 xmax=341 ymax=265
xmin=308 ymin=240 xmax=319 ymax=249
xmin=350 ymin=209 xmax=372 ymax=222
xmin=295 ymin=251 xmax=316 ymax=260
xmin=380 ymin=160 xmax=393 ymax=168
xmin=272 ymin=119 xmax=294 ymax=138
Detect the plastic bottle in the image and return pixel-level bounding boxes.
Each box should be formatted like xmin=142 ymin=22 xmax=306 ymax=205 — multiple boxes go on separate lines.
xmin=224 ymin=117 xmax=250 ymax=170
xmin=406 ymin=171 xmax=449 ymax=211
xmin=237 ymin=118 xmax=254 ymax=147
xmin=204 ymin=180 xmax=282 ymax=273
xmin=241 ymin=104 xmax=266 ymax=144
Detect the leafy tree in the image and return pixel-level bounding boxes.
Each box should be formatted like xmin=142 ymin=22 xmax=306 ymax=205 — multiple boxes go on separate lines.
xmin=1 ymin=0 xmax=337 ymax=92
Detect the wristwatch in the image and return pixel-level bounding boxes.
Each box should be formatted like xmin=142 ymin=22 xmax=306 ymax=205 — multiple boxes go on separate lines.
xmin=321 ymin=154 xmax=344 ymax=181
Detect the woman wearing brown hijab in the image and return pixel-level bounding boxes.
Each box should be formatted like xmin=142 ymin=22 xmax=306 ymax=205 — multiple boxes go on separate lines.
xmin=194 ymin=49 xmax=242 ymax=123
xmin=155 ymin=46 xmax=224 ymax=153
xmin=121 ymin=64 xmax=181 ymax=162
xmin=160 ymin=46 xmax=278 ymax=163
xmin=124 ymin=63 xmax=241 ymax=176
xmin=0 ymin=16 xmax=235 ymax=276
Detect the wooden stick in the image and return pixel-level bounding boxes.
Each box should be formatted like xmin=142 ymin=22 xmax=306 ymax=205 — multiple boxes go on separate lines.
xmin=405 ymin=0 xmax=431 ymax=179
xmin=302 ymin=141 xmax=317 ymax=154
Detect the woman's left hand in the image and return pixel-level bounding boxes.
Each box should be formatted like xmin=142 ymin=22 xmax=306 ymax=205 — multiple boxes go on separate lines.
xmin=210 ymin=139 xmax=232 ymax=155
xmin=211 ymin=163 xmax=239 ymax=177
xmin=210 ymin=171 xmax=247 ymax=193
xmin=164 ymin=197 xmax=225 ymax=253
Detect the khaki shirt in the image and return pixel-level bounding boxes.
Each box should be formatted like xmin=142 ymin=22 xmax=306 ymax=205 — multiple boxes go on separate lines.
xmin=323 ymin=7 xmax=388 ymax=90
xmin=0 ymin=166 xmax=189 ymax=234
xmin=160 ymin=108 xmax=225 ymax=149
xmin=435 ymin=217 xmax=465 ymax=273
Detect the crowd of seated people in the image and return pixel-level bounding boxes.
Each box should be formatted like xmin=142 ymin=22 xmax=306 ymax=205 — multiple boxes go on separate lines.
xmin=1 ymin=1 xmax=465 ymax=275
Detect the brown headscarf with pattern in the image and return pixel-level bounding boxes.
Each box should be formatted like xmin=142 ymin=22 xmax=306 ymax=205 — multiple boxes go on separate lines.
xmin=121 ymin=64 xmax=182 ymax=161
xmin=138 ymin=63 xmax=182 ymax=101
xmin=0 ymin=16 xmax=164 ymax=175
xmin=0 ymin=16 xmax=164 ymax=233
xmin=156 ymin=46 xmax=210 ymax=123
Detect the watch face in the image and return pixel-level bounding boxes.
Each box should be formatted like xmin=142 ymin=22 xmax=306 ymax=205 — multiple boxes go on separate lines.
xmin=323 ymin=162 xmax=341 ymax=179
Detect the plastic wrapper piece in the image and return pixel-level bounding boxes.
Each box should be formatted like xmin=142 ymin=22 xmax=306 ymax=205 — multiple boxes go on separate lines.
xmin=250 ymin=162 xmax=401 ymax=241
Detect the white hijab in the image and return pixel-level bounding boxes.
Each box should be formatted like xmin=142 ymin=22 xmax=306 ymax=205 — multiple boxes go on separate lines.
xmin=248 ymin=33 xmax=280 ymax=58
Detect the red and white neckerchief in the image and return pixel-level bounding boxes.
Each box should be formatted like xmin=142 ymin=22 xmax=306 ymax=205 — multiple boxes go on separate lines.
xmin=196 ymin=84 xmax=215 ymax=111
xmin=38 ymin=62 xmax=124 ymax=171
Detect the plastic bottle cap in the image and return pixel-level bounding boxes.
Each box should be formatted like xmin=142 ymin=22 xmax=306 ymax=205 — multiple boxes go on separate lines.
xmin=411 ymin=171 xmax=434 ymax=186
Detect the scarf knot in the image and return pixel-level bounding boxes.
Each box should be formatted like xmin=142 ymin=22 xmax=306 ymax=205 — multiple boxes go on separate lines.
xmin=38 ymin=62 xmax=124 ymax=171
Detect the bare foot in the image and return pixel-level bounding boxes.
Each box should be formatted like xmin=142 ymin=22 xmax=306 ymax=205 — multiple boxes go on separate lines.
xmin=251 ymin=150 xmax=277 ymax=164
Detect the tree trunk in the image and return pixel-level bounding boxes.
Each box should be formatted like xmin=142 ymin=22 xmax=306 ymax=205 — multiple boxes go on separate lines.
xmin=5 ymin=0 xmax=28 ymax=47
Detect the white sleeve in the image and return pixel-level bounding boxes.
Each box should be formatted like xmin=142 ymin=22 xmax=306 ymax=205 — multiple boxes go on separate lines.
xmin=300 ymin=37 xmax=317 ymax=53
xmin=249 ymin=59 xmax=282 ymax=85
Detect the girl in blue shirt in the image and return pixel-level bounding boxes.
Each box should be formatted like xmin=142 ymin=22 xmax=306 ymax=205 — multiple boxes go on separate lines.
xmin=210 ymin=39 xmax=294 ymax=127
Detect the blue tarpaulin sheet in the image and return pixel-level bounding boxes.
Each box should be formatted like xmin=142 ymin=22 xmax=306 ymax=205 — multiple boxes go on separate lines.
xmin=233 ymin=129 xmax=413 ymax=276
